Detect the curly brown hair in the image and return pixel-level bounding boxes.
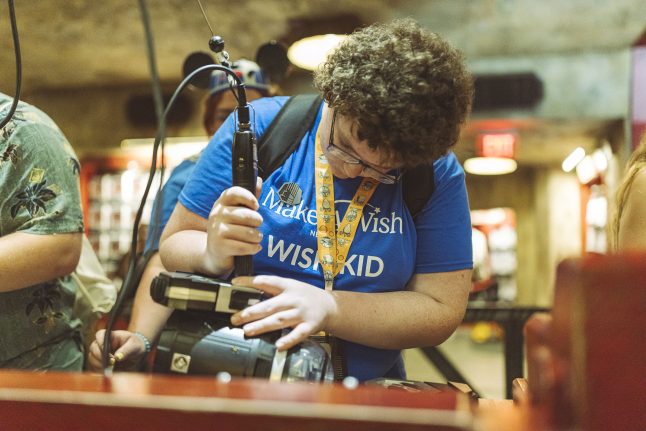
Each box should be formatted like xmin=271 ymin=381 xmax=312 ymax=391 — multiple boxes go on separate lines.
xmin=314 ymin=18 xmax=473 ymax=167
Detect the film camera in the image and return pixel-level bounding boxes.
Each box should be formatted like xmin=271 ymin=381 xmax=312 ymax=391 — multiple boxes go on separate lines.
xmin=150 ymin=272 xmax=334 ymax=382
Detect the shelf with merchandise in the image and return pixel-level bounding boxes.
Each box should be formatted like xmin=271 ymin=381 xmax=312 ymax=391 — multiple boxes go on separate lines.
xmin=78 ymin=138 xmax=208 ymax=278
xmin=80 ymin=158 xmax=160 ymax=278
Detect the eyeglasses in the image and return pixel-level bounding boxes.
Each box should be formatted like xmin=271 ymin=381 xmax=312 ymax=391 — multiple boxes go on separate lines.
xmin=327 ymin=111 xmax=401 ymax=184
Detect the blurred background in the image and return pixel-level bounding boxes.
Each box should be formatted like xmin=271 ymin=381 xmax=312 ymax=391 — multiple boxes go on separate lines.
xmin=1 ymin=0 xmax=645 ymax=398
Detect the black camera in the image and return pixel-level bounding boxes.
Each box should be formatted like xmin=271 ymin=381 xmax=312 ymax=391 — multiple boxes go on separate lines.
xmin=150 ymin=271 xmax=263 ymax=313
xmin=150 ymin=271 xmax=334 ymax=383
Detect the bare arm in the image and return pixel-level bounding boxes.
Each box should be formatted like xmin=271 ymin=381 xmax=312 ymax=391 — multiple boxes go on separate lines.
xmin=327 ymin=269 xmax=472 ymax=349
xmin=159 ymin=203 xmax=211 ymax=274
xmin=617 ymin=169 xmax=646 ymax=251
xmin=128 ymin=253 xmax=174 ymax=341
xmin=88 ymin=252 xmax=174 ymax=371
xmin=0 ymin=232 xmax=82 ymax=292
xmin=232 ymin=268 xmax=472 ymax=350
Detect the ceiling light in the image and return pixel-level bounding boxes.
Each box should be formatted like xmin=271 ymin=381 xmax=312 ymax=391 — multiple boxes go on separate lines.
xmin=287 ymin=34 xmax=346 ymax=71
xmin=575 ymin=155 xmax=599 ymax=184
xmin=561 ymin=147 xmax=585 ymax=172
xmin=120 ymin=137 xmax=208 ymax=165
xmin=471 ymin=208 xmax=508 ymax=226
xmin=466 ymin=132 xmax=518 ymax=175
xmin=592 ymin=148 xmax=608 ymax=173
xmin=464 ymin=157 xmax=518 ymax=175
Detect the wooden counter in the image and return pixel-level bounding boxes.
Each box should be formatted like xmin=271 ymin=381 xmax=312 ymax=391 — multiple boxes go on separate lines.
xmin=0 ymin=370 xmax=473 ymax=431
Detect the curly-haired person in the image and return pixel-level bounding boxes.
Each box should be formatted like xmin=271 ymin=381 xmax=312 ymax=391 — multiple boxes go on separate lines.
xmin=157 ymin=18 xmax=473 ymax=381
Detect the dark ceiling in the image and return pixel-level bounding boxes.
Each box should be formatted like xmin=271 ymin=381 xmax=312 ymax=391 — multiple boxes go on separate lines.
xmin=1 ymin=0 xmax=645 ymax=90
xmin=0 ymin=0 xmax=644 ymax=165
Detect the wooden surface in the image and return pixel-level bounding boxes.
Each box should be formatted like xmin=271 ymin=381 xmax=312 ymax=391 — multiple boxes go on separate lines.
xmin=0 ymin=370 xmax=473 ymax=431
xmin=6 ymin=253 xmax=644 ymax=430
xmin=554 ymin=253 xmax=646 ymax=431
xmin=476 ymin=399 xmax=549 ymax=431
xmin=517 ymin=252 xmax=646 ymax=430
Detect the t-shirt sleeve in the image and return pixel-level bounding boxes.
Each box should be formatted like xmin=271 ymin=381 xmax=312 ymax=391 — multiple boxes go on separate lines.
xmin=0 ymin=121 xmax=84 ymax=236
xmin=144 ymin=158 xmax=198 ymax=252
xmin=178 ymin=114 xmax=236 ymax=219
xmin=414 ymin=152 xmax=473 ymax=273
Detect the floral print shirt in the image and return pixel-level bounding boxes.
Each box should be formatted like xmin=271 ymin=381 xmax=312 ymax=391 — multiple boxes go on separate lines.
xmin=0 ymin=93 xmax=84 ymax=364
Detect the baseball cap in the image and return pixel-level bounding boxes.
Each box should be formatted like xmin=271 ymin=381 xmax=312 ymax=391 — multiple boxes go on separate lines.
xmin=208 ymin=59 xmax=270 ymax=97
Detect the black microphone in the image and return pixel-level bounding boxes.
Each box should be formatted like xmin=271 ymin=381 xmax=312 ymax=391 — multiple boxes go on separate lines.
xmin=199 ymin=30 xmax=257 ymax=277
xmin=183 ymin=29 xmax=257 ymax=276
xmin=232 ymin=97 xmax=257 ymax=276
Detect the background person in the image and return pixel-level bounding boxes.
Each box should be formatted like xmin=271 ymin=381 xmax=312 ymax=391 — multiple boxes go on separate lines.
xmin=0 ymin=92 xmax=85 ymax=371
xmin=611 ymin=132 xmax=646 ymax=251
xmin=88 ymin=60 xmax=271 ymax=371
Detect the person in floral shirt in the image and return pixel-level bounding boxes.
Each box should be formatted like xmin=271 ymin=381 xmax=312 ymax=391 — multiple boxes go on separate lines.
xmin=0 ymin=92 xmax=85 ymax=370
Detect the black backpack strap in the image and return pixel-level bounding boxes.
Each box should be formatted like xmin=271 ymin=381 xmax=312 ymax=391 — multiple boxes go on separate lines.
xmin=257 ymin=94 xmax=323 ymax=179
xmin=402 ymin=164 xmax=435 ymax=220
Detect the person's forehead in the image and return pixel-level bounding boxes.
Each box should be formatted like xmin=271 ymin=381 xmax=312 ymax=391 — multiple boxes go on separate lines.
xmin=215 ymin=92 xmax=239 ymax=111
xmin=336 ymin=113 xmax=359 ymax=143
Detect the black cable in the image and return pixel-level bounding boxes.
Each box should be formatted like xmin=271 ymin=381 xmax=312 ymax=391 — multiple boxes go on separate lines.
xmin=101 ymin=63 xmax=244 ymax=373
xmin=102 ymin=0 xmax=248 ymax=373
xmin=137 ymin=0 xmax=165 ymax=268
xmin=138 ymin=0 xmax=165 ymax=129
xmin=102 ymin=0 xmax=163 ymax=374
xmin=0 ymin=0 xmax=22 ymax=130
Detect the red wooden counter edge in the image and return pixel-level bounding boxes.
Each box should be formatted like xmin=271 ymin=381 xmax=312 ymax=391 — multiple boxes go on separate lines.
xmin=0 ymin=370 xmax=474 ymax=430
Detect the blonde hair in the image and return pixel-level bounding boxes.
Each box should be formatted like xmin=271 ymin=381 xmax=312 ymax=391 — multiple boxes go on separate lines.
xmin=611 ymin=133 xmax=646 ymax=250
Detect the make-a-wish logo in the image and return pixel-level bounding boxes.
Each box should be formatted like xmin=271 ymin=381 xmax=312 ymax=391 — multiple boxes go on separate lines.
xmin=261 ymin=187 xmax=403 ymax=234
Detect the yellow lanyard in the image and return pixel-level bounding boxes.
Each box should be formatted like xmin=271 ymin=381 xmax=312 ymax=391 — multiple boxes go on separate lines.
xmin=314 ymin=121 xmax=378 ymax=291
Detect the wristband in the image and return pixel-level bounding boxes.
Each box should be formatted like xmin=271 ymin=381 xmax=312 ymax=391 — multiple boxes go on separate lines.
xmin=133 ymin=331 xmax=152 ymax=354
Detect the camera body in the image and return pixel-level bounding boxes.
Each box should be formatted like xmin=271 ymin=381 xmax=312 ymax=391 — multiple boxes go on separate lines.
xmin=150 ymin=271 xmax=263 ymax=314
xmin=150 ymin=271 xmax=334 ymax=382
xmin=154 ymin=326 xmax=333 ymax=382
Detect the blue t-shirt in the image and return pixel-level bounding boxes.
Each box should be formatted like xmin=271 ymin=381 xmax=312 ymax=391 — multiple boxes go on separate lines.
xmin=145 ymin=156 xmax=199 ymax=253
xmin=179 ymin=96 xmax=473 ymax=381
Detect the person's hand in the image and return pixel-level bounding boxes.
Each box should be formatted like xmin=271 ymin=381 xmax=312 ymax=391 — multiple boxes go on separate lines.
xmin=87 ymin=329 xmax=147 ymax=372
xmin=203 ymin=178 xmax=263 ymax=275
xmin=230 ymin=275 xmax=338 ymax=351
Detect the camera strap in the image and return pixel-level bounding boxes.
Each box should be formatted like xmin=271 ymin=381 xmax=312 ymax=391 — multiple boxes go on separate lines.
xmin=309 ymin=333 xmax=346 ymax=381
